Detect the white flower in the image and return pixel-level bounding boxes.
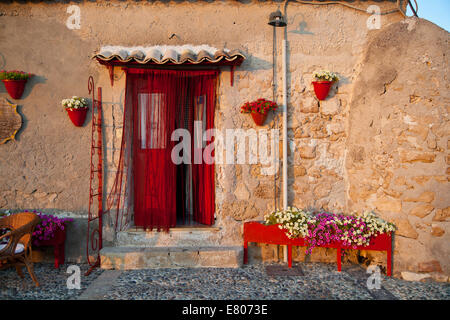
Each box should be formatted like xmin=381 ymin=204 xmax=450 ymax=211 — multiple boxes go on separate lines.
xmin=62 ymin=96 xmax=88 ymax=109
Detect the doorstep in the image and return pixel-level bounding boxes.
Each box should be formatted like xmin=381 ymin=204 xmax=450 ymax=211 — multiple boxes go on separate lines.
xmin=100 ymin=246 xmax=243 ymax=270
xmin=115 ymin=226 xmax=222 ymax=247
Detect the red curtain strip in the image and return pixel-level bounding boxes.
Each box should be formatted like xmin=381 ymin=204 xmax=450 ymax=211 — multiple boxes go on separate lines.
xmin=106 ymin=69 xmax=218 ymax=231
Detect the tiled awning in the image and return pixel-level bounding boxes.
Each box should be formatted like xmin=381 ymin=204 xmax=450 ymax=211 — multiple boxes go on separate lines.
xmin=94 ymin=45 xmax=246 ymax=65
xmin=93 ymin=45 xmax=246 ymax=86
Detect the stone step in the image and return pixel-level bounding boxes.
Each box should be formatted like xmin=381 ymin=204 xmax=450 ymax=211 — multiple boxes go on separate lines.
xmin=100 ymin=246 xmax=243 ymax=270
xmin=115 ymin=227 xmax=222 ymax=247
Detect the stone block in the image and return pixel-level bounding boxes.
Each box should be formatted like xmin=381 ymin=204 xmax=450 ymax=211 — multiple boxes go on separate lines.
xmin=374 ymin=198 xmax=402 ymax=213
xmin=300 ymin=97 xmax=319 ymax=113
xmin=198 ymin=247 xmax=243 ymax=268
xmin=320 ymin=99 xmax=340 ymax=116
xmin=392 ymin=218 xmax=418 ymax=239
xmin=298 ymin=144 xmax=316 ymax=159
xmin=409 ymin=204 xmax=434 ymax=218
xmin=418 ymin=260 xmax=443 ymax=273
xmin=430 ymin=225 xmax=445 ymax=237
xmin=399 ymin=149 xmax=436 ymax=163
xmin=401 ymin=271 xmax=431 ymax=282
xmin=404 ymin=191 xmax=435 ymax=203
xmin=433 ymin=207 xmax=450 ymax=221
xmin=313 ymin=183 xmax=332 ymax=199
xmin=234 ymin=182 xmax=250 ymax=200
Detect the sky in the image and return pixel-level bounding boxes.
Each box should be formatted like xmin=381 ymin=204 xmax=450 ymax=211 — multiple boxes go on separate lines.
xmin=407 ymin=0 xmax=450 ymax=32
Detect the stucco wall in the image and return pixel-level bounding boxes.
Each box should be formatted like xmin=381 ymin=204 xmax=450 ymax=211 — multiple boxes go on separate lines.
xmin=0 ymin=1 xmax=448 ymax=277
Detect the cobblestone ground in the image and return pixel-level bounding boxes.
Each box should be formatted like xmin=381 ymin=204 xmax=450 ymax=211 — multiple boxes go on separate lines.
xmin=0 ymin=262 xmax=448 ymax=300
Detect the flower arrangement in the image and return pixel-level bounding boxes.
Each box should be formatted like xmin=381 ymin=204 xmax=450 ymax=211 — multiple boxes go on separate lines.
xmin=0 ymin=70 xmax=33 ymax=81
xmin=264 ymin=207 xmax=395 ymax=254
xmin=313 ymin=70 xmax=339 ymax=82
xmin=32 ymin=212 xmax=73 ymax=245
xmin=240 ymin=98 xmax=279 ymax=115
xmin=62 ymin=96 xmax=88 ymax=110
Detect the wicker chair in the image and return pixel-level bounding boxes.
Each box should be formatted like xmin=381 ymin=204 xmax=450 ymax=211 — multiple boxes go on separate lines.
xmin=0 ymin=212 xmax=40 ymax=287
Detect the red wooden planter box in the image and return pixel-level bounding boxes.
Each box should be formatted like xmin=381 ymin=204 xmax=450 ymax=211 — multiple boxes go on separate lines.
xmin=34 ymin=229 xmax=66 ymax=269
xmin=243 ymin=221 xmax=393 ymax=276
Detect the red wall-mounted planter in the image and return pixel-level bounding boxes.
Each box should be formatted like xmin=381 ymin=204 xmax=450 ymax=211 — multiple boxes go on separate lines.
xmin=251 ymin=112 xmax=268 ymax=126
xmin=2 ymin=79 xmax=27 ymax=99
xmin=312 ymin=80 xmax=333 ymax=100
xmin=66 ymin=108 xmax=88 ymax=127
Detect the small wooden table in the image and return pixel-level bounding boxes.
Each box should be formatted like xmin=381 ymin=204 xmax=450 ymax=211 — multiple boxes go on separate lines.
xmin=34 ymin=229 xmax=66 ymax=269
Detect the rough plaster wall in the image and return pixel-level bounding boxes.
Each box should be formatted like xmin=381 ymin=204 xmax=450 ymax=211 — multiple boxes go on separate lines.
xmin=346 ymin=18 xmax=450 ymax=274
xmin=3 ymin=1 xmax=446 ymax=274
xmin=0 ymin=16 xmax=97 ymax=212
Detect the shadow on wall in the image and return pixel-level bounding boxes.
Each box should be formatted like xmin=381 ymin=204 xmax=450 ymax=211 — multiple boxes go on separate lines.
xmin=288 ymin=13 xmax=314 ymax=36
xmin=20 ymin=75 xmax=47 ymax=100
xmin=326 ymin=73 xmax=351 ymax=100
xmin=239 ymin=54 xmax=272 ymax=72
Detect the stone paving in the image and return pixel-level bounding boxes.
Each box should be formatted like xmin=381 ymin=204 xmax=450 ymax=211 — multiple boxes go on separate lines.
xmin=0 ymin=262 xmax=448 ymax=300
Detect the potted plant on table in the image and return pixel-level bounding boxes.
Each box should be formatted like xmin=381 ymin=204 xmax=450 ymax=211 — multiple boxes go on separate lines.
xmin=32 ymin=212 xmax=72 ymax=268
xmin=312 ymin=70 xmax=339 ymax=100
xmin=0 ymin=70 xmax=33 ymax=99
xmin=62 ymin=96 xmax=89 ymax=127
xmin=32 ymin=213 xmax=72 ymax=246
xmin=240 ymin=98 xmax=279 ymax=126
xmin=264 ymin=207 xmax=396 ymax=253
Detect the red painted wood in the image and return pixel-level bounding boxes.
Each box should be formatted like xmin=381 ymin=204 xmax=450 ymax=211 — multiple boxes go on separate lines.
xmin=230 ymin=65 xmax=235 ymax=86
xmin=85 ymin=76 xmax=103 ymax=276
xmin=34 ymin=229 xmax=66 ymax=269
xmin=243 ymin=221 xmax=393 ymax=276
xmin=337 ymin=247 xmax=342 ymax=272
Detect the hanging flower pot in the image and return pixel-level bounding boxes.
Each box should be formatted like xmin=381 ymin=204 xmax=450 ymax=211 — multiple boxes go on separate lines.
xmin=66 ymin=107 xmax=88 ymax=127
xmin=240 ymin=98 xmax=279 ymax=126
xmin=0 ymin=70 xmax=33 ymax=100
xmin=312 ymin=70 xmax=339 ymax=101
xmin=62 ymin=96 xmax=89 ymax=127
xmin=312 ymin=81 xmax=333 ymax=101
xmin=2 ymin=79 xmax=27 ymax=99
xmin=251 ymin=112 xmax=269 ymax=126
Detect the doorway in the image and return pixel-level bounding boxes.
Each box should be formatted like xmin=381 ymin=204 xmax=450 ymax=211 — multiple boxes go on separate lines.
xmin=128 ymin=69 xmax=218 ymax=230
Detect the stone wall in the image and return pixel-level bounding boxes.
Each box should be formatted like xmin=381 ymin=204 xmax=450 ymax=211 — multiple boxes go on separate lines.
xmin=0 ymin=1 xmax=448 ymax=277
xmin=346 ymin=18 xmax=450 ymax=275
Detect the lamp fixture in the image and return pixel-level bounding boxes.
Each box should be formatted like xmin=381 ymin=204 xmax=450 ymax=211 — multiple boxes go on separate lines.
xmin=268 ymin=9 xmax=287 ymax=27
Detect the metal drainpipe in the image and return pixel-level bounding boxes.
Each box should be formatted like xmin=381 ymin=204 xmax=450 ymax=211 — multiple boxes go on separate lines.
xmin=282 ymin=0 xmax=290 ymax=263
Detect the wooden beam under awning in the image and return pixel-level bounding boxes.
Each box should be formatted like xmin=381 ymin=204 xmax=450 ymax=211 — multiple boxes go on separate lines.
xmin=96 ymin=57 xmax=245 ymax=87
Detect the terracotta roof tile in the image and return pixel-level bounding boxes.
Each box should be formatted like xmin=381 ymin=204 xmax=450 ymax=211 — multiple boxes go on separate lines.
xmin=94 ymin=45 xmax=245 ymax=65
